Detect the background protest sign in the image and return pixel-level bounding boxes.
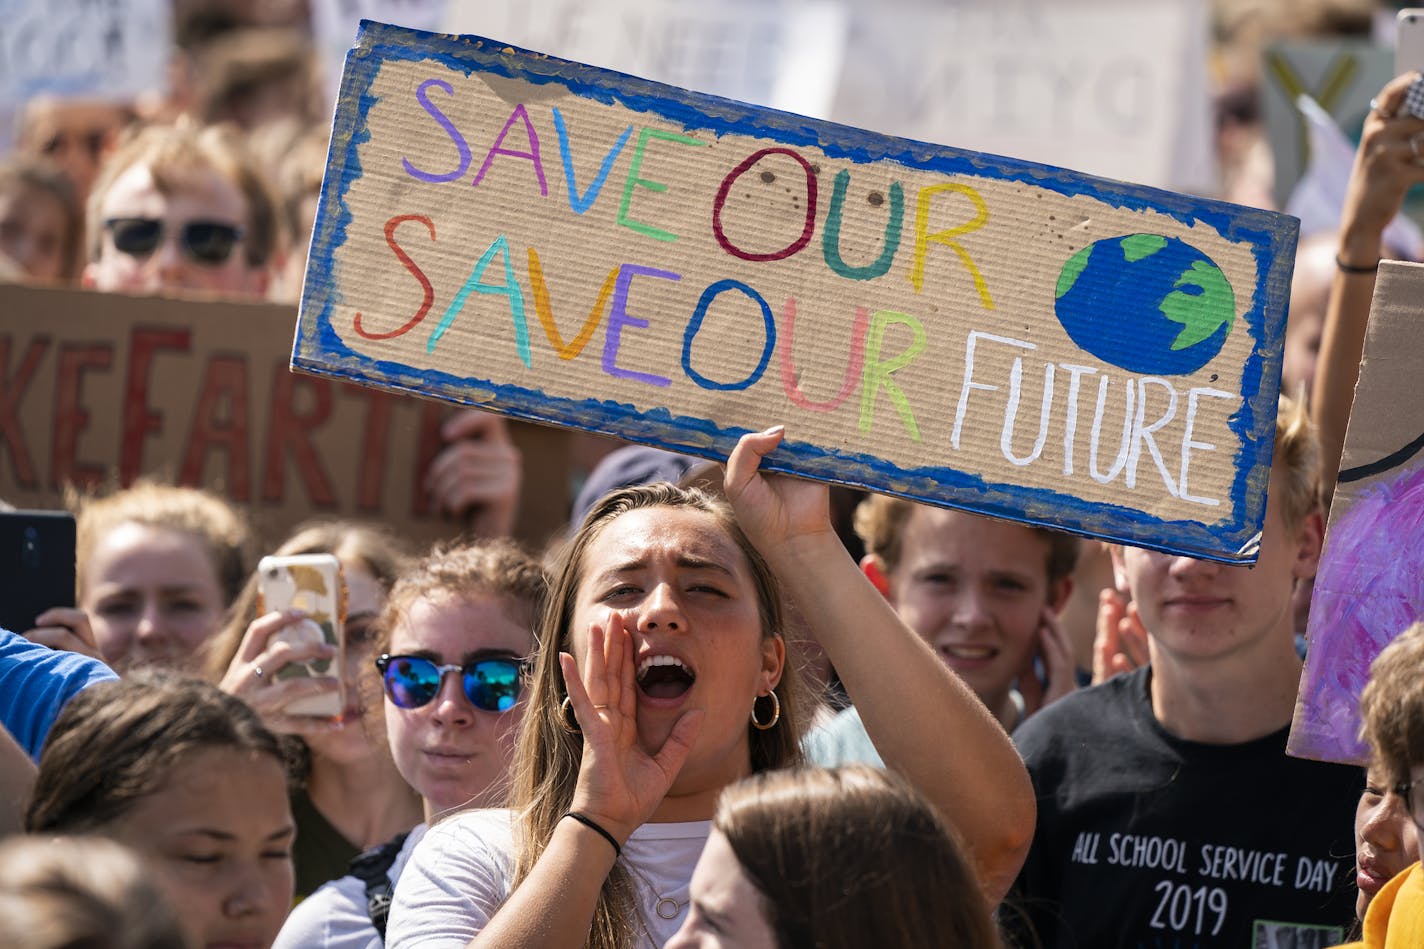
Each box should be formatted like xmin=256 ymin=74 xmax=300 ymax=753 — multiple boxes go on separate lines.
xmin=829 ymin=0 xmax=1216 ymax=195
xmin=1261 ymin=40 xmax=1394 ymax=214
xmin=296 ymin=20 xmax=1297 ymax=563
xmin=444 ymin=0 xmax=848 ymax=122
xmin=312 ymin=0 xmax=450 ymax=102
xmin=1290 ymin=261 xmax=1424 ymax=764
xmin=0 ymin=283 xmax=574 ymax=550
xmin=0 ymin=0 xmax=169 ymax=151
xmin=446 ymin=0 xmax=1210 ymax=194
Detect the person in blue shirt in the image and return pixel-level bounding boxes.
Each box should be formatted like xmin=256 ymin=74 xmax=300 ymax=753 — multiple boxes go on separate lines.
xmin=0 ymin=627 xmax=116 ymax=760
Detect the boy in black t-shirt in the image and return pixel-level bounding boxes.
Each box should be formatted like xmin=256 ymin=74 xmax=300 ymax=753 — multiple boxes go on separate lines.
xmin=1009 ymin=397 xmax=1361 ymax=949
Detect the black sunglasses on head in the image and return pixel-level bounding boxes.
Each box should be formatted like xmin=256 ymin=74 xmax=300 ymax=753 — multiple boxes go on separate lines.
xmin=104 ymin=217 xmax=244 ymax=265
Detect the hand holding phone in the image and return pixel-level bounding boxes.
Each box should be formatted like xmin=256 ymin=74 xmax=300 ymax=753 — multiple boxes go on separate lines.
xmin=25 ymin=607 xmax=103 ymax=662
xmin=0 ymin=510 xmax=76 ymax=639
xmin=255 ymin=554 xmax=347 ymax=719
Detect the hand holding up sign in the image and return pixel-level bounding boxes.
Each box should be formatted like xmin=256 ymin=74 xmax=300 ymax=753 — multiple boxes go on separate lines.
xmin=425 ymin=410 xmax=522 ymax=538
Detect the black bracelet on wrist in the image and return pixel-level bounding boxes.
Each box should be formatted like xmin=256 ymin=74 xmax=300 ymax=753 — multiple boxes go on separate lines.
xmin=565 ymin=811 xmax=621 ymax=859
xmin=1336 ymin=254 xmax=1381 ymax=274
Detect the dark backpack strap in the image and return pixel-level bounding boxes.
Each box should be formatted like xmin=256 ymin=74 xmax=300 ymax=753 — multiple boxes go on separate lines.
xmin=347 ymin=831 xmax=410 ymax=941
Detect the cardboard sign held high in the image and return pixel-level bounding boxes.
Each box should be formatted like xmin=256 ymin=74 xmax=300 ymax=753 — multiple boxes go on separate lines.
xmin=1290 ymin=260 xmax=1424 ymax=764
xmin=296 ymin=20 xmax=1298 ymax=563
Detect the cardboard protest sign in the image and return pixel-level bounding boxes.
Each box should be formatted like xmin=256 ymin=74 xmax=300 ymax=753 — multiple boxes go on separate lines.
xmin=0 ymin=0 xmax=168 ymax=100
xmin=0 ymin=0 xmax=169 ymax=151
xmin=296 ymin=20 xmax=1298 ymax=563
xmin=1261 ymin=40 xmax=1394 ymax=214
xmin=829 ymin=0 xmax=1215 ymax=194
xmin=1289 ymin=261 xmax=1424 ymax=764
xmin=0 ymin=283 xmax=574 ymax=549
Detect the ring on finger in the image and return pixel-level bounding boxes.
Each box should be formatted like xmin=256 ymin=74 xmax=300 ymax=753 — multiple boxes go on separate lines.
xmin=253 ymin=665 xmax=265 ymax=680
xmin=1410 ymin=131 xmax=1424 ymax=165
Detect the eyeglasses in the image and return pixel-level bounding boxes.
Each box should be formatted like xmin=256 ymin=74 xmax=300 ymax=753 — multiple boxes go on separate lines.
xmin=376 ymin=654 xmax=530 ymax=712
xmin=103 ymin=217 xmax=244 ymax=265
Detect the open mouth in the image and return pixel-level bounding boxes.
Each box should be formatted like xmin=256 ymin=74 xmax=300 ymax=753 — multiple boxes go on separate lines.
xmin=637 ymin=655 xmax=696 ymax=699
xmin=941 ymin=644 xmax=997 ymax=661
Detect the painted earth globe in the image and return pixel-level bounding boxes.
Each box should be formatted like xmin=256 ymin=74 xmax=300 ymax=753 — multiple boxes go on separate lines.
xmin=1053 ymin=234 xmax=1235 ymax=376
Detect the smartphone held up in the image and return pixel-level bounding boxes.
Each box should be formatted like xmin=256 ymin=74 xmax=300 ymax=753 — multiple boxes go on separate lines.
xmin=256 ymin=553 xmax=347 ymax=720
xmin=1397 ymin=9 xmax=1424 ymax=118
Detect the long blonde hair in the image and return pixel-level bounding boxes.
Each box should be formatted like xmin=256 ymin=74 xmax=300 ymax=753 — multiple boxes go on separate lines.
xmin=509 ymin=483 xmax=806 ymax=949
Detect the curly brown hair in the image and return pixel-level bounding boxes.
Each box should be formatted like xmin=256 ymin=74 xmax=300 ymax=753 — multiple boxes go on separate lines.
xmin=1360 ymin=621 xmax=1424 ymax=786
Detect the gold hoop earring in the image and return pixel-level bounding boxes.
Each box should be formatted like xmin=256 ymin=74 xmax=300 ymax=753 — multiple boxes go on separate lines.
xmin=560 ymin=695 xmax=581 ymax=732
xmin=750 ymin=691 xmax=780 ymax=731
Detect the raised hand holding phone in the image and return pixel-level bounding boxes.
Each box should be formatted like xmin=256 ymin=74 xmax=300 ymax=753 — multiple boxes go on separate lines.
xmin=216 ymin=554 xmax=348 ymax=731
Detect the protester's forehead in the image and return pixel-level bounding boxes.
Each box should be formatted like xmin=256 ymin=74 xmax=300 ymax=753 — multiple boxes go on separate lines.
xmin=100 ymin=160 xmax=248 ymax=222
xmin=583 ymin=505 xmax=748 ymax=578
xmin=390 ymin=591 xmax=533 ymax=656
xmin=23 ymin=98 xmax=127 ymax=139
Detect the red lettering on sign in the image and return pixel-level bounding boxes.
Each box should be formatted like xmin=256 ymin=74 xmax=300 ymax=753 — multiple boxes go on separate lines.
xmin=52 ymin=343 xmax=112 ymax=490
xmin=778 ymin=300 xmax=868 ymax=413
xmin=352 ymin=214 xmax=437 ymax=340
xmin=712 ymin=148 xmax=818 ymax=262
xmin=120 ymin=327 xmax=191 ymax=483
xmin=0 ymin=336 xmax=50 ymax=489
xmin=180 ymin=354 xmax=251 ymax=500
xmin=262 ymin=363 xmax=336 ymax=507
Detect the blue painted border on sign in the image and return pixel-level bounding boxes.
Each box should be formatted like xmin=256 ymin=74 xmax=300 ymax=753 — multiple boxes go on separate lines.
xmin=296 ymin=19 xmax=1298 ymax=564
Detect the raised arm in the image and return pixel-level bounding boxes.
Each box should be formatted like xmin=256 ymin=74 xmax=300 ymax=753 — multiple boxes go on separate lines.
xmin=723 ymin=427 xmax=1035 ymax=904
xmin=1316 ymin=73 xmax=1424 ymax=490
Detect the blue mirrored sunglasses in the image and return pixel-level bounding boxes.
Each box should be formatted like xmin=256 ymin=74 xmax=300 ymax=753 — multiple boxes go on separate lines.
xmin=375 ymin=654 xmax=530 ymax=712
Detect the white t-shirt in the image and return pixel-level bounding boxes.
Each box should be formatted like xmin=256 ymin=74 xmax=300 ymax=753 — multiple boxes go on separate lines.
xmin=273 ymin=824 xmax=428 ymax=949
xmin=386 ymin=808 xmax=711 ymax=949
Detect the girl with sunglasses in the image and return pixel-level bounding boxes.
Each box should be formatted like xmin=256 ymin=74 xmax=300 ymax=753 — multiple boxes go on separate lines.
xmin=272 ymin=538 xmax=546 ymax=948
xmin=385 ymin=428 xmax=1034 ymax=949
